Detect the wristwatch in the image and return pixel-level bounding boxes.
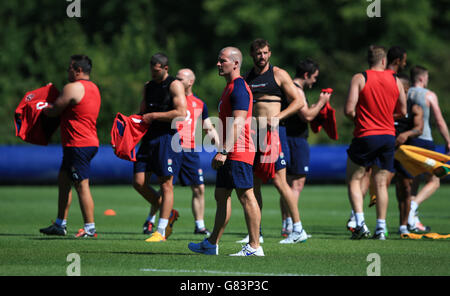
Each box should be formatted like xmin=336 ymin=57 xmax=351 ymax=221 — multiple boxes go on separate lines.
xmin=219 ymin=149 xmax=228 ymax=156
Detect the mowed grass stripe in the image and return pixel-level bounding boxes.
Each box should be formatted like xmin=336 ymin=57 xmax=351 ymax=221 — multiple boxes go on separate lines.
xmin=0 ymin=184 xmax=449 ymax=275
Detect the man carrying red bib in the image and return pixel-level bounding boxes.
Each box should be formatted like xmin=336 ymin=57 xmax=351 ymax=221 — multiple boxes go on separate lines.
xmin=40 ymin=55 xmax=101 ymax=238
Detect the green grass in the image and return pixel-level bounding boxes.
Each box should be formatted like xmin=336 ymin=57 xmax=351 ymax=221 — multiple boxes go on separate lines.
xmin=0 ymin=184 xmax=449 ymax=276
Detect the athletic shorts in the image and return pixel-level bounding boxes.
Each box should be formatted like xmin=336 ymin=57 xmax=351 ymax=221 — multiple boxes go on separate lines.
xmin=173 ymin=150 xmax=204 ymax=186
xmin=216 ymin=160 xmax=253 ymax=189
xmin=134 ymin=134 xmax=182 ymax=177
xmin=347 ymin=135 xmax=396 ymax=172
xmin=408 ymin=138 xmax=436 ymax=151
xmin=286 ymin=136 xmax=310 ymax=175
xmin=275 ymin=126 xmax=289 ymax=171
xmin=254 ymin=125 xmax=288 ymax=172
xmin=61 ymin=146 xmax=98 ymax=182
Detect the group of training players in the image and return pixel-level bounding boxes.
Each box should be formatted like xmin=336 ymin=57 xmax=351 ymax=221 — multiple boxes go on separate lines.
xmin=36 ymin=39 xmax=449 ymax=256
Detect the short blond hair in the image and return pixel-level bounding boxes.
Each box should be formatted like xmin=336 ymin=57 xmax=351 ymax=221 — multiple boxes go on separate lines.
xmin=220 ymin=47 xmax=243 ymax=68
xmin=367 ymin=45 xmax=386 ymax=67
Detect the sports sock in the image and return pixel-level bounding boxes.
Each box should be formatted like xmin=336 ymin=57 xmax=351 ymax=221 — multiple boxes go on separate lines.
xmin=408 ymin=201 xmax=419 ymax=227
xmin=355 ymin=212 xmax=365 ymax=227
xmin=376 ymin=219 xmax=386 ymax=234
xmin=195 ymin=220 xmax=205 ymax=230
xmin=399 ymin=225 xmax=408 ymax=234
xmin=286 ymin=217 xmax=293 ymax=231
xmin=146 ymin=214 xmax=156 ymax=224
xmin=293 ymin=221 xmax=303 ymax=233
xmin=84 ymin=223 xmax=95 ymax=234
xmin=282 ymin=219 xmax=287 ymax=229
xmin=157 ymin=218 xmax=169 ymax=236
xmin=55 ymin=218 xmax=66 ymax=227
xmin=349 ymin=210 xmax=355 ymax=220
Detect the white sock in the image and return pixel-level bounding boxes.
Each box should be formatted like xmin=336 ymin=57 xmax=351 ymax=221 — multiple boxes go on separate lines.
xmin=282 ymin=219 xmax=287 ymax=229
xmin=399 ymin=225 xmax=408 ymax=234
xmin=84 ymin=223 xmax=95 ymax=233
xmin=55 ymin=218 xmax=66 ymax=227
xmin=349 ymin=210 xmax=355 ymax=220
xmin=376 ymin=219 xmax=386 ymax=234
xmin=147 ymin=214 xmax=156 ymax=224
xmin=157 ymin=218 xmax=169 ymax=236
xmin=286 ymin=217 xmax=293 ymax=231
xmin=355 ymin=212 xmax=365 ymax=227
xmin=293 ymin=221 xmax=303 ymax=233
xmin=410 ymin=201 xmax=418 ymax=214
xmin=195 ymin=220 xmax=205 ymax=230
xmin=408 ymin=201 xmax=419 ymax=226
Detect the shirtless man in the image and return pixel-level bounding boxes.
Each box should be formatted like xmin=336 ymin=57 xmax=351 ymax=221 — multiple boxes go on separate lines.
xmin=244 ymin=39 xmax=306 ymax=244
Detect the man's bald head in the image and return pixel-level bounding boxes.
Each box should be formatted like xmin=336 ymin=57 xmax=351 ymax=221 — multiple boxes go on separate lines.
xmin=176 ymin=68 xmax=196 ymax=93
xmin=219 ymin=47 xmax=243 ymax=69
xmin=177 ymin=68 xmax=196 ymax=82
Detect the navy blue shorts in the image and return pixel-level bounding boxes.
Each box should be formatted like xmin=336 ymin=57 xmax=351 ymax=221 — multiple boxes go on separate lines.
xmin=134 ymin=134 xmax=182 ymax=178
xmin=61 ymin=146 xmax=98 ymax=182
xmin=408 ymin=138 xmax=436 ymax=151
xmin=275 ymin=126 xmax=289 ymax=171
xmin=347 ymin=135 xmax=396 ymax=172
xmin=216 ymin=160 xmax=253 ymax=189
xmin=173 ymin=151 xmax=204 ymax=186
xmin=286 ymin=136 xmax=310 ymax=175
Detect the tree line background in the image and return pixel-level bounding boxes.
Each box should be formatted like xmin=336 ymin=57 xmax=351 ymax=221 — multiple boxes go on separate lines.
xmin=1 ymin=0 xmax=449 ymax=146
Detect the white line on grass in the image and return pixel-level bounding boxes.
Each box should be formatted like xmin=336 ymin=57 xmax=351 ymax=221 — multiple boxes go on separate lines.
xmin=140 ymin=268 xmax=328 ymax=276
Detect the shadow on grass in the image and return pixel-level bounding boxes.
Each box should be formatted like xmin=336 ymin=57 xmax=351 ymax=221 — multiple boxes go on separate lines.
xmin=0 ymin=233 xmax=38 ymax=237
xmin=80 ymin=250 xmax=190 ymax=256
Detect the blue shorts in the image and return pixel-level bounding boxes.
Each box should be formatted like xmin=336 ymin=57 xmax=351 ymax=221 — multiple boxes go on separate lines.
xmin=216 ymin=160 xmax=253 ymax=189
xmin=408 ymin=138 xmax=436 ymax=151
xmin=347 ymin=135 xmax=396 ymax=172
xmin=286 ymin=136 xmax=310 ymax=175
xmin=173 ymin=151 xmax=204 ymax=186
xmin=275 ymin=126 xmax=289 ymax=171
xmin=61 ymin=146 xmax=98 ymax=182
xmin=134 ymin=134 xmax=182 ymax=177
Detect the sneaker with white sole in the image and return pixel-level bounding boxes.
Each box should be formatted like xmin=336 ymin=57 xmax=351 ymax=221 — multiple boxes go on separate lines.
xmin=229 ymin=243 xmax=264 ymax=257
xmin=39 ymin=223 xmax=67 ymax=236
xmin=188 ymin=238 xmax=218 ymax=255
xmin=236 ymin=234 xmax=264 ymax=244
xmin=351 ymin=223 xmax=371 ymax=240
xmin=347 ymin=218 xmax=356 ymax=233
xmin=372 ymin=229 xmax=386 ymax=240
xmin=279 ymin=229 xmax=308 ymax=244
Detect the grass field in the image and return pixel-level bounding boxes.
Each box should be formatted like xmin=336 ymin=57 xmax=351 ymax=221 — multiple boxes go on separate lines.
xmin=0 ymin=184 xmax=449 ymax=277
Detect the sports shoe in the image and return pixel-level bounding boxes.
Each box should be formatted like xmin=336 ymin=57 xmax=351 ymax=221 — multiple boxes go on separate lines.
xmin=143 ymin=221 xmax=154 ymax=235
xmin=236 ymin=234 xmax=264 ymax=244
xmin=281 ymin=227 xmax=292 ymax=238
xmin=145 ymin=231 xmax=166 ymax=242
xmin=40 ymin=223 xmax=67 ymax=236
xmin=164 ymin=209 xmax=179 ymax=239
xmin=415 ymin=221 xmax=431 ymax=232
xmin=351 ymin=223 xmax=371 ymax=240
xmin=279 ymin=229 xmax=308 ymax=244
xmin=194 ymin=227 xmax=211 ymax=236
xmin=230 ymin=243 xmax=264 ymax=257
xmin=372 ymin=229 xmax=386 ymax=240
xmin=347 ymin=218 xmax=356 ymax=233
xmin=188 ymin=238 xmax=218 ymax=255
xmin=75 ymin=228 xmax=97 ymax=238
